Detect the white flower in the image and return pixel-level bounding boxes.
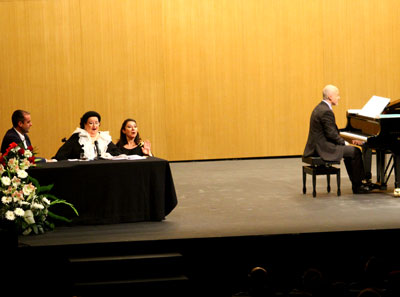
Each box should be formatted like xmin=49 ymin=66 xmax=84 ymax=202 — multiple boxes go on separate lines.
xmin=5 ymin=210 xmax=15 ymax=221
xmin=22 ymin=183 xmax=36 ymax=196
xmin=1 ymin=176 xmax=11 ymax=186
xmin=12 ymin=191 xmax=24 ymax=201
xmin=1 ymin=196 xmax=12 ymax=204
xmin=7 ymin=158 xmax=18 ymax=171
xmin=14 ymin=208 xmax=25 ymax=217
xmin=24 ymin=150 xmax=33 ymax=158
xmin=42 ymin=197 xmax=50 ymax=205
xmin=3 ymin=186 xmax=14 ymax=195
xmin=32 ymin=203 xmax=44 ymax=210
xmin=24 ymin=210 xmax=35 ymax=224
xmin=12 ymin=176 xmax=21 ymax=187
xmin=19 ymin=159 xmax=31 ymax=170
xmin=17 ymin=170 xmax=28 ymax=179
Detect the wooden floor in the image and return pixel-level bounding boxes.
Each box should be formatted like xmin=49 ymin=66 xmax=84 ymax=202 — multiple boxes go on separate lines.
xmin=19 ymin=156 xmax=400 ymax=247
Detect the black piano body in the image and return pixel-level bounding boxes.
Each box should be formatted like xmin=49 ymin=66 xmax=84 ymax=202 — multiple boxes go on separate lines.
xmin=340 ymin=99 xmax=400 ymax=190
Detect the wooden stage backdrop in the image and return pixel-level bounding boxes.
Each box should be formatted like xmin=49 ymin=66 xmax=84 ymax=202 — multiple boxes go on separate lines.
xmin=1 ymin=0 xmax=400 ymax=161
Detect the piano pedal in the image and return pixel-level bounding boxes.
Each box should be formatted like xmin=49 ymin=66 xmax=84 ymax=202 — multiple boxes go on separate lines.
xmin=394 ymin=188 xmax=400 ymax=197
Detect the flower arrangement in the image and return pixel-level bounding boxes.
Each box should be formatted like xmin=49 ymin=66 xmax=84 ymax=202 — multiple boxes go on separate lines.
xmin=0 ymin=142 xmax=78 ymax=235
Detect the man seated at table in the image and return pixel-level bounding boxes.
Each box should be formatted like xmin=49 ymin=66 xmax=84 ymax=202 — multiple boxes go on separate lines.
xmin=1 ymin=109 xmax=47 ymax=162
xmin=53 ymin=111 xmax=121 ymax=160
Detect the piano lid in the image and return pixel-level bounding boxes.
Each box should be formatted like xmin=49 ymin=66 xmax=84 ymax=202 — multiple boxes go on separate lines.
xmin=382 ymin=98 xmax=400 ymax=114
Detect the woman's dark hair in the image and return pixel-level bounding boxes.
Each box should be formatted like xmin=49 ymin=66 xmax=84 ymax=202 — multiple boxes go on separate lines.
xmin=80 ymin=111 xmax=101 ymax=129
xmin=116 ymin=118 xmax=141 ymax=148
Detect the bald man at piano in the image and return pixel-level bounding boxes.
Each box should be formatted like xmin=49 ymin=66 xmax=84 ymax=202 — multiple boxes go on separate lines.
xmin=303 ymin=85 xmax=372 ymax=194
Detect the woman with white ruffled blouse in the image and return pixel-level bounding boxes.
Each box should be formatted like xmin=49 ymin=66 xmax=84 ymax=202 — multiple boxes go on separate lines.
xmin=53 ymin=111 xmax=120 ymax=161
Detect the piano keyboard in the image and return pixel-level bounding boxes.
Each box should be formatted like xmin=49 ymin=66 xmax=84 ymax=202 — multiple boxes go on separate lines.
xmin=340 ymin=131 xmax=368 ymax=142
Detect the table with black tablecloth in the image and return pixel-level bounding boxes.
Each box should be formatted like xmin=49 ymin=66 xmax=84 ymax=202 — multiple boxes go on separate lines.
xmin=28 ymin=157 xmax=178 ymax=225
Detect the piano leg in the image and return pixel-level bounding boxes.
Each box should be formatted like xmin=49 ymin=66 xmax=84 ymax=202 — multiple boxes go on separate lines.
xmin=326 ymin=174 xmax=331 ymax=193
xmin=312 ymin=173 xmax=316 ymax=197
xmin=393 ymin=154 xmax=400 ymax=189
xmin=376 ymin=150 xmax=387 ymax=190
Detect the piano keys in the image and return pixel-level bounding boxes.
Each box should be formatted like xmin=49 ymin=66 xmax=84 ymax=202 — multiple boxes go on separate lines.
xmin=340 ymin=98 xmax=400 ymax=190
xmin=339 ymin=131 xmax=368 ymax=142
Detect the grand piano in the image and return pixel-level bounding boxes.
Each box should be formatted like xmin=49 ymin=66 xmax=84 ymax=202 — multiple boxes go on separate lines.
xmin=340 ymin=98 xmax=400 ymax=190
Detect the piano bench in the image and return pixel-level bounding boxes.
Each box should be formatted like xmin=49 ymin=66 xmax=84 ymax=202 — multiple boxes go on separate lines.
xmin=302 ymin=156 xmax=341 ymax=198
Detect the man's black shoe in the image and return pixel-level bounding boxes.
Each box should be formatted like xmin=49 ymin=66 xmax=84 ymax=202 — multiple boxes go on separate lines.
xmin=353 ymin=184 xmax=372 ymax=194
xmin=363 ymin=180 xmax=379 ymax=190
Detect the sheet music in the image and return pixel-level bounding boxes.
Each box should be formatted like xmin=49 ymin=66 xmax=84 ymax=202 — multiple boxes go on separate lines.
xmin=105 ymin=154 xmax=147 ymax=160
xmin=67 ymin=155 xmax=147 ymax=161
xmin=357 ymin=95 xmax=390 ymax=118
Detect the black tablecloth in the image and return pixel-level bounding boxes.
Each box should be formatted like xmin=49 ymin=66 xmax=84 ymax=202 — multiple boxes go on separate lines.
xmin=28 ymin=157 xmax=178 ymax=225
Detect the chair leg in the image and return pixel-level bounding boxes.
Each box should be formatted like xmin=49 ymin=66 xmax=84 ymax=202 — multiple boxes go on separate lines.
xmin=326 ymin=173 xmax=331 ymax=193
xmin=312 ymin=173 xmax=317 ymax=198
xmin=302 ymin=167 xmax=306 ymax=194
xmin=337 ymin=171 xmax=341 ymax=196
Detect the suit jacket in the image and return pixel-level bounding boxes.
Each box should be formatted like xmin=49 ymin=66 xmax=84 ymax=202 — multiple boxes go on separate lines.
xmin=303 ymin=101 xmax=345 ymax=162
xmin=1 ymin=128 xmax=32 ymax=154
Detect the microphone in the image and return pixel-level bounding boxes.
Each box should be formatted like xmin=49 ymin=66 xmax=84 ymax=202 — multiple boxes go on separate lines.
xmin=94 ymin=140 xmax=101 ymax=159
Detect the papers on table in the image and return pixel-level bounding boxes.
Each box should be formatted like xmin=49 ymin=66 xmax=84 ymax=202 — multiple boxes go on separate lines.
xmin=102 ymin=154 xmax=147 ymax=160
xmin=67 ymin=154 xmax=147 ymax=161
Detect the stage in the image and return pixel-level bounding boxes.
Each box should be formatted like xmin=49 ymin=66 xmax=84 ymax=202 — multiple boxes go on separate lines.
xmin=19 ymin=156 xmax=400 ymax=247
xmin=14 ymin=157 xmax=400 ymax=297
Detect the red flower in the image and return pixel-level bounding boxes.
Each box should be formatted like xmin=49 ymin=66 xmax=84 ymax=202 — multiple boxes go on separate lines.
xmin=4 ymin=142 xmax=19 ymax=156
xmin=18 ymin=148 xmax=25 ymax=156
xmin=28 ymin=156 xmax=36 ymax=164
xmin=9 ymin=142 xmax=18 ymax=149
xmin=27 ymin=145 xmax=34 ymax=151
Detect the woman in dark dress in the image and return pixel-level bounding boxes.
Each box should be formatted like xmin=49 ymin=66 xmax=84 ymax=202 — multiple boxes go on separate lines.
xmin=53 ymin=111 xmax=120 ymax=160
xmin=116 ymin=119 xmax=152 ymax=156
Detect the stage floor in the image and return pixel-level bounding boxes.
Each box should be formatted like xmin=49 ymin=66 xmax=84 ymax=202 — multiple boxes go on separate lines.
xmin=19 ymin=157 xmax=400 ymax=247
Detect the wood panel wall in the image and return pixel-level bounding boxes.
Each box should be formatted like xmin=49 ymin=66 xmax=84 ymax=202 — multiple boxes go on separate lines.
xmin=1 ymin=0 xmax=400 ymax=161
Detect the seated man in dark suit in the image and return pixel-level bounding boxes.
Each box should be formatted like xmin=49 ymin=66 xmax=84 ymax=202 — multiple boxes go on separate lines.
xmin=1 ymin=110 xmax=46 ymax=162
xmin=303 ymin=85 xmax=371 ymax=194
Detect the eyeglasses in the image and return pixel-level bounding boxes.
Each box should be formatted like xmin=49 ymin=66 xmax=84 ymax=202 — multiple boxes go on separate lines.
xmin=87 ymin=122 xmax=100 ymax=126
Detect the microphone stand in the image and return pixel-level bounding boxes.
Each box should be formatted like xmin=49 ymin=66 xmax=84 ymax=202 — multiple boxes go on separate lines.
xmin=94 ymin=140 xmax=102 ymax=160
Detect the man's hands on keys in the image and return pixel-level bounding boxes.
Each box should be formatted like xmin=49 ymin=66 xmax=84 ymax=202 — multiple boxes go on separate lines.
xmin=352 ymin=139 xmax=365 ymax=146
